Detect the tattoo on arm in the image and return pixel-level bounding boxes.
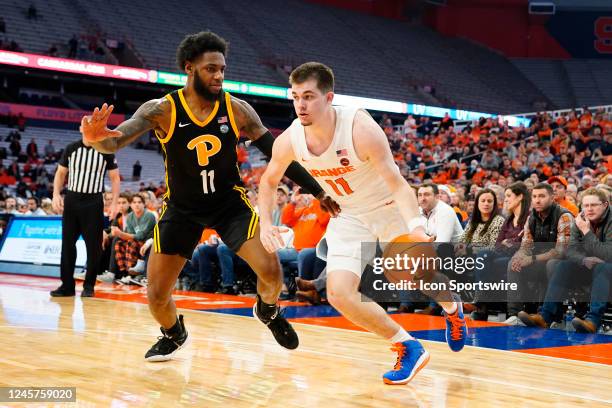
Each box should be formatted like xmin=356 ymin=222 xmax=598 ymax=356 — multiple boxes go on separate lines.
xmin=233 ymin=97 xmax=268 ymax=140
xmin=94 ymin=98 xmax=168 ymax=152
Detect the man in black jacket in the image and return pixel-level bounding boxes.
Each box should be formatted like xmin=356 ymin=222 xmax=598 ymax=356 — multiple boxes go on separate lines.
xmin=506 ymin=183 xmax=573 ymax=324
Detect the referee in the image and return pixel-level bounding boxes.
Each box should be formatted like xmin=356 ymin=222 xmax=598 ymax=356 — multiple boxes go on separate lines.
xmin=50 ymin=137 xmax=120 ymax=297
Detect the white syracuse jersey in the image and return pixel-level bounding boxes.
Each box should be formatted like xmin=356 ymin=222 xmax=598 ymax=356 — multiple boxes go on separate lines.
xmin=288 ymin=105 xmax=394 ymax=215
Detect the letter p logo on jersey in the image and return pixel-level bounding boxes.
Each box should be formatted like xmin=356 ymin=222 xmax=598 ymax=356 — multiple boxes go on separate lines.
xmin=187 ymin=135 xmax=222 ymax=166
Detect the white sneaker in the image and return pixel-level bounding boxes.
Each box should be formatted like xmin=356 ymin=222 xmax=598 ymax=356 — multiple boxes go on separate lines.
xmin=97 ymin=271 xmax=115 ymax=283
xmin=130 ymin=276 xmax=147 ymax=287
xmin=503 ymin=315 xmax=526 ymax=326
xmin=74 ymin=271 xmax=86 ymax=281
xmin=115 ymin=275 xmax=132 ymax=285
xmin=128 ymin=259 xmax=146 ymax=275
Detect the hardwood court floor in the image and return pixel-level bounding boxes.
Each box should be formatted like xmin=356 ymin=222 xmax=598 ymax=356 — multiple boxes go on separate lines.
xmin=0 ymin=275 xmax=610 ymax=407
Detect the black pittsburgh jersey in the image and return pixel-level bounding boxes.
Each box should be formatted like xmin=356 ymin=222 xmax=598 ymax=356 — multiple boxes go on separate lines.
xmin=157 ymin=89 xmax=242 ymax=210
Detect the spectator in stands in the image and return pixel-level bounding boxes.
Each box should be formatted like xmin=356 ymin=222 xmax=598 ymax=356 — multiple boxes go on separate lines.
xmin=547 ymin=176 xmax=578 ymax=217
xmin=471 ymin=182 xmax=531 ymax=320
xmin=3 ymin=196 xmax=18 ymax=214
xmin=68 ymin=35 xmax=78 ymax=59
xmin=281 ymin=189 xmax=330 ymax=299
xmin=183 ymin=230 xmax=221 ymax=292
xmin=27 ymin=4 xmax=38 ymax=20
xmin=9 ymin=138 xmax=21 ymax=157
xmin=26 ymin=138 xmax=38 ymax=159
xmin=132 ymin=160 xmax=142 ymax=181
xmin=100 ymin=192 xmax=131 ymax=282
xmin=569 ymin=189 xmax=612 ymax=333
xmin=403 ymin=115 xmax=417 ymax=137
xmin=40 ymin=197 xmax=54 ymax=215
xmin=438 ymin=112 xmax=454 ymax=131
xmin=417 ymin=184 xmax=464 ymax=242
xmin=459 ymin=188 xmax=505 ymax=250
xmin=216 ymin=243 xmax=248 ymax=294
xmin=506 ymin=183 xmax=573 ymax=325
xmin=520 ymin=188 xmax=611 ymax=331
xmin=25 ymin=197 xmax=45 ymax=215
xmin=112 ymin=193 xmax=155 ymax=277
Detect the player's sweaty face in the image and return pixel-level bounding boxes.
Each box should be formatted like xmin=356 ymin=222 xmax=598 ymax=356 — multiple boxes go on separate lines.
xmin=191 ymin=52 xmax=226 ymax=100
xmin=291 ymin=79 xmax=329 ymax=126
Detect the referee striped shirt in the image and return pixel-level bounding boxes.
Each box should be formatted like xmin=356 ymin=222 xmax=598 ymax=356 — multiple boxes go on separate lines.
xmin=59 ymin=141 xmax=118 ymax=194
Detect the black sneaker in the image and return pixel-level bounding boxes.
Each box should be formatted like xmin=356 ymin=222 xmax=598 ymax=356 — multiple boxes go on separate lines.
xmin=145 ymin=315 xmax=190 ymax=362
xmin=50 ymin=287 xmax=75 ymax=297
xmin=253 ymin=302 xmax=299 ymax=350
xmin=81 ymin=288 xmax=95 ymax=298
xmin=217 ymin=286 xmax=236 ymax=295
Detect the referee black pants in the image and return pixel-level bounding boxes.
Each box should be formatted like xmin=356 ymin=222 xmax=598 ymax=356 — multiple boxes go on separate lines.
xmin=60 ymin=191 xmax=104 ymax=291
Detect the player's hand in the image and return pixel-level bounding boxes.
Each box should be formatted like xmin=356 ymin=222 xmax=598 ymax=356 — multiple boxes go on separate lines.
xmin=260 ymin=224 xmax=289 ymax=253
xmin=80 ymin=103 xmax=122 ymax=143
xmin=52 ymin=194 xmax=63 ymax=214
xmin=316 ymin=192 xmax=340 ymax=217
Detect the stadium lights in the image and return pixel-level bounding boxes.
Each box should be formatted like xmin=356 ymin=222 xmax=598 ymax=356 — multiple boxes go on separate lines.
xmin=0 ymin=50 xmax=530 ymax=126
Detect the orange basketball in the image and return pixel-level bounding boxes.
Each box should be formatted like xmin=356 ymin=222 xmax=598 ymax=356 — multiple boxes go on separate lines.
xmin=381 ymin=233 xmax=438 ymax=284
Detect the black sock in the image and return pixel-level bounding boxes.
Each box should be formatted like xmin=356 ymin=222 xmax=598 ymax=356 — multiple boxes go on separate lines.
xmin=256 ymin=295 xmax=278 ymax=321
xmin=165 ymin=316 xmax=183 ymax=338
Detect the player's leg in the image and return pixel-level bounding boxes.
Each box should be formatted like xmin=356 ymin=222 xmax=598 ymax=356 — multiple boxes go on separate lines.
xmin=376 ymin=206 xmax=467 ymax=352
xmin=324 ymin=215 xmax=429 ymax=385
xmin=144 ymin=206 xmax=202 ymax=361
xmin=236 ymin=224 xmax=282 ymax=303
xmin=214 ymin=193 xmax=298 ymax=349
xmin=146 ymin=251 xmax=187 ymax=328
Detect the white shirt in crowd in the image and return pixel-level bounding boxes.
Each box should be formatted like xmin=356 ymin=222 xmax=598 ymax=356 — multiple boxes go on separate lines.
xmin=418 ymin=200 xmax=464 ymax=243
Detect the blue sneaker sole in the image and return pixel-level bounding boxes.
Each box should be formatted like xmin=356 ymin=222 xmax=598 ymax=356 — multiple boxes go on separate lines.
xmin=383 ymin=350 xmax=430 ymax=385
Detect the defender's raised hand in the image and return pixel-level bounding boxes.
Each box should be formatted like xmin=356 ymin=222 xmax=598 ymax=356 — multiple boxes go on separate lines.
xmin=80 ymin=103 xmax=122 ymax=143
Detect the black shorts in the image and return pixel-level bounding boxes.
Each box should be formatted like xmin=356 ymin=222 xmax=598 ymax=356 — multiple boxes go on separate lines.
xmin=153 ymin=186 xmax=258 ymax=259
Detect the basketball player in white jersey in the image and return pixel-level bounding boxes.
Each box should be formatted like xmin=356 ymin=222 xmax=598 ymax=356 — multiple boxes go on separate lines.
xmin=258 ymin=62 xmax=467 ymax=385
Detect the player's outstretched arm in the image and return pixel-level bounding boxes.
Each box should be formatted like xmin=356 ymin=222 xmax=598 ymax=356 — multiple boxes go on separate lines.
xmin=81 ymin=98 xmax=169 ymax=154
xmin=230 ymin=96 xmax=339 ymax=215
xmin=258 ymin=131 xmax=294 ymax=253
xmin=353 ymin=111 xmax=426 ymax=235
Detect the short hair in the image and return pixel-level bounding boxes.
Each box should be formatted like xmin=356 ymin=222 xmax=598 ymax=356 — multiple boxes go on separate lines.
xmin=418 ymin=183 xmax=439 ymax=195
xmin=27 ymin=196 xmax=39 ymax=206
xmin=119 ymin=192 xmax=131 ymax=201
xmin=176 ymin=31 xmax=227 ymax=71
xmin=130 ymin=193 xmax=146 ymax=204
xmin=581 ymin=188 xmax=609 ymax=204
xmin=289 ymin=62 xmax=334 ymax=93
xmin=533 ymin=182 xmax=553 ymax=195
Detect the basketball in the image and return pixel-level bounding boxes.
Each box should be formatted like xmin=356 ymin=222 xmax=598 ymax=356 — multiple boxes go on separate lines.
xmin=381 ymin=233 xmax=438 ymax=284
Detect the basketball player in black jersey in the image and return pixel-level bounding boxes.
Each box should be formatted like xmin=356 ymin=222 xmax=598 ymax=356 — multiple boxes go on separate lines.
xmin=80 ymin=31 xmax=340 ymax=361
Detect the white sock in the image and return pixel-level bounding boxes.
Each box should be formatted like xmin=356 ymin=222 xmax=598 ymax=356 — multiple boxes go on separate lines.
xmin=443 ymin=302 xmax=457 ymax=315
xmin=389 ymin=328 xmax=414 ymax=344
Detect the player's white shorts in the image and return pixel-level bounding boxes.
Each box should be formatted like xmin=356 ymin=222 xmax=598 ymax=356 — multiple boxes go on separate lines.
xmin=323 ymin=203 xmax=407 ymax=277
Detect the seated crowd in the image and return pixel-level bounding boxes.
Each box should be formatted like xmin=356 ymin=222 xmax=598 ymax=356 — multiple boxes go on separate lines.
xmin=0 ymin=107 xmax=610 ymax=334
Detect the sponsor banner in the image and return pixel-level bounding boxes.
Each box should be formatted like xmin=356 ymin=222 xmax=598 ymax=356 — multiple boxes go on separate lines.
xmin=0 ymin=50 xmax=156 ymax=82
xmin=0 ymin=217 xmax=86 ymax=267
xmin=0 ymin=102 xmax=126 ymax=126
